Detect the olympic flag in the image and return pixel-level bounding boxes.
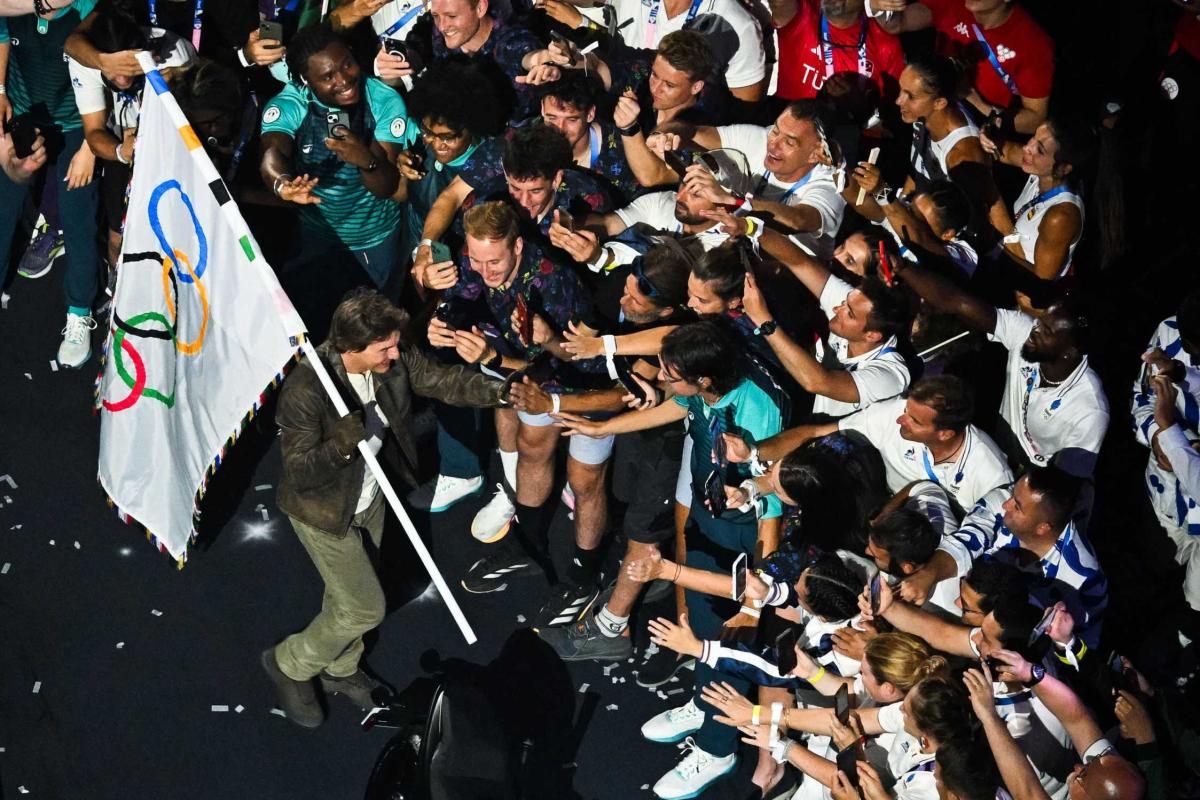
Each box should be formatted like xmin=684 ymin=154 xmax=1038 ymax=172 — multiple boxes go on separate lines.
xmin=97 ymin=59 xmax=307 ymax=563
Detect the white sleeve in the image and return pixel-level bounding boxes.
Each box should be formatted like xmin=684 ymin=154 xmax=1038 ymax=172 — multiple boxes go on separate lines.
xmin=838 ymin=396 xmax=900 ymax=446
xmin=1161 ymin=424 xmax=1200 ymax=500
xmin=907 ymin=482 xmax=959 ymax=537
xmin=716 ymin=124 xmax=768 ymax=169
xmin=795 ymin=178 xmax=846 ymax=236
xmin=819 ymin=274 xmax=852 ymax=318
xmin=68 ymin=59 xmax=108 ymax=117
xmin=876 ymin=701 xmax=904 ymax=733
xmin=615 ymin=191 xmax=673 ymax=229
xmin=988 ymin=308 xmax=1035 ymax=352
xmin=719 ymin=6 xmax=765 ymax=88
xmin=895 ymin=771 xmax=940 ymax=800
xmin=849 ymin=358 xmax=910 ymax=407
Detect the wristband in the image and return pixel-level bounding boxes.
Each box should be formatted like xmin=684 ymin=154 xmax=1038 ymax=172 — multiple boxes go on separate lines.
xmin=115 ymin=143 xmax=130 ymax=165
xmin=483 ymin=350 xmax=503 ymax=371
xmin=769 ymin=703 xmax=784 ymax=744
xmin=874 ymin=186 xmax=895 ymax=207
xmin=550 ymin=393 xmax=562 ymax=414
xmin=752 ymin=704 xmax=762 ymax=726
xmin=749 ymin=445 xmax=769 ymax=477
xmin=769 ymin=739 xmax=793 ymax=764
xmin=0 ymin=84 xmax=6 ymax=95
xmin=616 ymin=120 xmax=640 ymax=137
xmin=236 ymin=47 xmax=252 ymax=68
xmin=273 ymin=174 xmax=293 ymax=197
xmin=739 ymin=478 xmax=761 ymax=505
xmin=863 ymin=0 xmax=884 ymax=17
xmin=808 ymin=666 xmax=827 ymax=684
xmin=602 ymin=334 xmax=619 ymax=379
xmin=738 ymin=604 xmax=760 ymax=619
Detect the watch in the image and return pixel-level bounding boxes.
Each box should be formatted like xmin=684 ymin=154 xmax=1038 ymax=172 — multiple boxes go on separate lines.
xmin=754 ymin=319 xmax=778 ymax=337
xmin=1024 ymin=663 xmax=1046 ymax=687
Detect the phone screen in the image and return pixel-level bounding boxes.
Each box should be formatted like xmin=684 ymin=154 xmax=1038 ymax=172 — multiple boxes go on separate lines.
xmin=556 ymin=209 xmax=576 ymax=232
xmin=704 ymin=470 xmax=726 ymax=516
xmin=429 ymin=241 xmax=452 ymax=264
xmin=835 ymin=684 xmax=850 ymax=726
xmin=836 ymin=743 xmax=861 ymax=788
xmin=775 ymin=628 xmax=798 ymax=676
xmin=613 ymin=357 xmax=650 ymax=404
xmin=731 ymin=552 xmax=748 ymax=601
xmin=869 ymin=573 xmax=882 ymax=617
xmin=515 ymin=294 xmax=532 ymax=345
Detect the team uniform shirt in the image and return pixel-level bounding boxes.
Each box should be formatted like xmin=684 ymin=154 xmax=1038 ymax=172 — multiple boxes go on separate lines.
xmin=580 ymin=121 xmax=641 ymax=205
xmin=697 ymin=608 xmax=860 ymax=686
xmin=346 ymin=371 xmax=391 ymax=512
xmin=775 ymin=0 xmax=904 ymax=101
xmin=430 ymin=16 xmax=540 ymax=84
xmin=921 ymin=0 xmax=1055 ymax=109
xmin=909 ymin=108 xmax=978 ymax=189
xmin=610 ymin=0 xmax=765 ymax=89
xmin=1132 ymin=316 xmax=1200 ymax=534
xmin=838 ymin=396 xmax=1013 ymax=509
xmin=990 ymin=309 xmax=1109 ymax=477
xmin=716 ymin=124 xmax=846 ymax=260
xmin=0 ymin=0 xmax=100 ymax=130
xmin=876 ymin=702 xmax=938 ymax=800
xmin=368 ymin=0 xmax=426 ymax=41
xmin=900 ymin=481 xmax=964 ymax=617
xmin=945 ymin=485 xmax=1108 ymax=648
xmin=68 ymin=28 xmax=194 ymax=138
xmin=614 ymin=191 xmax=727 ymax=251
xmin=813 ymin=275 xmax=910 ymax=418
xmin=1007 ymin=175 xmax=1084 ymax=277
xmin=261 ymin=79 xmax=413 ymax=250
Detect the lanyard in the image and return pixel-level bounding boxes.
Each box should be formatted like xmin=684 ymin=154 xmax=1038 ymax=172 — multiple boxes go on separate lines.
xmin=845 ymin=344 xmax=895 ymax=373
xmin=645 ymin=0 xmax=703 ymax=49
xmin=587 ymin=124 xmax=601 ymax=168
xmin=920 ymin=433 xmax=968 ymax=486
xmin=1014 ymin=182 xmax=1073 ymax=221
xmin=757 ymin=168 xmax=812 ymax=202
xmin=970 ymin=23 xmax=1017 ymax=95
xmin=150 ymin=0 xmax=204 ymax=50
xmin=271 ymin=0 xmax=299 ymax=20
xmin=819 ymin=14 xmax=869 ymax=80
xmin=380 ymin=0 xmax=426 ymax=40
xmin=1019 ymin=365 xmax=1083 ymax=458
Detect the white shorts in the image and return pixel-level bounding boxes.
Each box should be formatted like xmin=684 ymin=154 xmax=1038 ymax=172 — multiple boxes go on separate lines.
xmin=517 ymin=410 xmax=615 ymax=465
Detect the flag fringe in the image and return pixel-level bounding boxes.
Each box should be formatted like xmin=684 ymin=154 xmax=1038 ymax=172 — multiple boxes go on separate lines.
xmin=97 ymin=343 xmax=305 ymax=569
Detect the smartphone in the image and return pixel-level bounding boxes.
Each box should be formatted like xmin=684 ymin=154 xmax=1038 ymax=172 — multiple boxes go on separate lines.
xmin=664 ymin=149 xmax=691 ymax=178
xmin=1107 ymin=651 xmax=1138 ymax=696
xmin=984 ymin=655 xmax=1006 ymax=676
xmin=712 ymin=425 xmax=728 ymax=468
xmin=877 ymin=241 xmax=895 ymax=287
xmin=731 ymin=552 xmax=748 ymax=601
xmin=405 ymin=146 xmax=426 ymax=176
xmin=326 ymin=110 xmax=351 ymax=140
xmin=836 ymin=743 xmax=861 ymax=788
xmin=775 ymin=628 xmax=798 ymax=676
xmin=834 ymin=683 xmax=851 ymax=726
xmin=613 ymin=356 xmax=652 ymax=405
xmin=8 ymin=114 xmax=37 ymax=160
xmin=1028 ymin=605 xmax=1056 ymax=646
xmin=549 ymin=30 xmax=579 ymax=66
xmin=515 ymin=294 xmax=532 ymax=346
xmin=869 ymin=572 xmax=882 ymax=617
xmin=556 ymin=208 xmax=576 ymax=232
xmin=704 ymin=469 xmax=726 ymax=516
xmin=259 ymin=20 xmax=284 ymax=44
xmin=383 ymin=37 xmax=424 ymax=72
xmin=429 ymin=240 xmax=452 ymax=264
xmin=983 ymin=109 xmax=1007 ymax=149
xmin=695 ymin=151 xmax=720 ymax=174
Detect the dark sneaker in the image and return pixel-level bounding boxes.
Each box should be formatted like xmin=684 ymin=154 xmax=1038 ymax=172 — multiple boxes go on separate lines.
xmin=532 ymin=580 xmax=600 ymax=629
xmin=320 ymin=668 xmax=392 ymax=711
xmin=537 ymin=613 xmax=633 ymax=662
xmin=17 ymin=221 xmax=64 ymax=280
xmin=261 ymin=648 xmax=324 ymax=729
xmin=635 ymin=646 xmax=695 ymax=688
xmin=461 ymin=539 xmax=544 ymax=594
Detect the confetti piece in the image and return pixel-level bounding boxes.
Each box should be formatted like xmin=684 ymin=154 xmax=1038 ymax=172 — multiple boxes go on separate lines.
xmin=73 ymin=541 xmax=81 ymax=550
xmin=657 ymin=690 xmax=667 ymax=699
xmin=669 ymin=676 xmax=679 ymax=683
xmin=627 ymin=658 xmax=634 ymax=663
xmin=211 ymin=705 xmax=229 ymax=712
xmin=10 ymin=524 xmax=21 ymax=530
xmin=605 ymin=704 xmax=619 ymax=711
xmin=1 ymin=563 xmax=9 ymax=575
xmin=259 ymin=508 xmax=269 ymax=522
xmin=48 ymin=539 xmax=55 ymax=546
xmin=578 ymin=683 xmax=590 ymax=693
xmin=32 ymin=682 xmax=41 ymax=694
xmin=116 ymin=642 xmax=124 ymax=649
xmin=1 ymin=292 xmax=8 ymax=309
xmin=18 ymin=786 xmax=28 ymax=794
xmin=0 ymin=747 xmax=6 ymax=752
xmin=641 ymin=785 xmax=650 ymax=791
xmin=24 ymin=373 xmax=31 ymax=380
xmin=603 ymin=664 xmax=616 ymax=676
xmin=254 ymin=484 xmax=272 ymax=491
xmin=611 ymin=677 xmax=618 ymax=684
xmin=667 ymin=687 xmax=685 ymax=695
xmin=49 ymin=360 xmax=58 ymax=372
xmin=151 ymin=609 xmax=163 ymax=617
xmin=235 ymin=705 xmax=245 ymax=713
xmin=5 ymin=496 xmax=12 ymax=504
xmin=516 ymin=614 xmax=527 ymax=623
xmin=270 ymin=708 xmax=286 ymax=717
xmin=619 ymin=677 xmax=626 ymax=683
xmin=0 ymin=475 xmax=16 ymax=489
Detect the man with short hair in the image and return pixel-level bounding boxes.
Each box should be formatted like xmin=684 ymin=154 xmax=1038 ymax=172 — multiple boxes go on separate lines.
xmin=262 ymin=288 xmax=506 ymax=729
xmin=867 ymin=481 xmax=962 ymax=617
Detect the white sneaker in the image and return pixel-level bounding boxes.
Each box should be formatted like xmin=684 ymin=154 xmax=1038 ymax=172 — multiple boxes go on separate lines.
xmin=58 ymin=313 xmax=97 ymax=368
xmin=641 ymin=698 xmax=704 ymax=743
xmin=652 ymin=737 xmax=737 ymax=799
xmin=561 ymin=483 xmax=575 ymax=511
xmin=471 ymin=483 xmax=515 ymax=543
xmin=429 ymin=475 xmax=484 ymax=513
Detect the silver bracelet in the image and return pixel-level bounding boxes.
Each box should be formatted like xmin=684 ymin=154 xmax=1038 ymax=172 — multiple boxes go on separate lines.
xmin=273 ymin=174 xmax=293 ymax=197
xmin=0 ymin=84 xmax=7 ymax=96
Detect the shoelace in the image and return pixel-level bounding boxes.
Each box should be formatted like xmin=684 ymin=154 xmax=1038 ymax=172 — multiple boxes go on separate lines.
xmin=675 ymin=737 xmax=713 ymax=775
xmin=62 ymin=315 xmax=97 ymax=342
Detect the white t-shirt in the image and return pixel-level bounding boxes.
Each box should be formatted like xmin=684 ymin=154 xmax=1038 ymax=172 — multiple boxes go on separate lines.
xmin=346 ymin=371 xmax=390 ymax=513
xmin=612 ymin=0 xmax=765 ymax=89
xmin=68 ymin=29 xmax=195 ymax=137
xmin=876 ymin=702 xmax=939 ymax=800
xmin=1009 ymin=174 xmax=1084 ymax=277
xmin=838 ymin=396 xmax=1013 ymax=509
xmin=904 ymin=481 xmax=963 ymax=618
xmin=610 ymin=190 xmax=727 ymax=265
xmin=813 ymin=275 xmax=910 ymax=418
xmin=990 ymin=309 xmax=1109 ymax=477
xmin=716 ymin=124 xmax=846 ymax=260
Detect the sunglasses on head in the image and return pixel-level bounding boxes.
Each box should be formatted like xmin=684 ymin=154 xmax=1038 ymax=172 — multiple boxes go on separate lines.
xmin=632 ymin=259 xmax=664 ymax=301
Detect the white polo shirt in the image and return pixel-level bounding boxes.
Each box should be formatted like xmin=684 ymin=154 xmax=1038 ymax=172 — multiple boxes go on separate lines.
xmin=990 ymin=309 xmax=1109 ymax=477
xmin=838 ymin=396 xmax=1013 ymax=509
xmin=605 ymin=191 xmax=727 ymax=267
xmin=877 ymin=702 xmax=939 ymax=800
xmin=714 ymin=124 xmax=846 ymax=261
xmin=813 ymin=275 xmax=910 ymax=418
xmin=904 ymin=481 xmax=963 ymax=618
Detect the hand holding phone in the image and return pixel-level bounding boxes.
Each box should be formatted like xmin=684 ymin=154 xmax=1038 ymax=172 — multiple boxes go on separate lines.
xmin=775 ymin=628 xmax=798 ymax=676
xmin=556 ymin=208 xmax=576 ymax=232
xmin=732 ymin=552 xmax=748 ymax=601
xmin=326 ymin=110 xmax=351 ymax=141
xmin=259 ymin=20 xmax=284 ymax=45
xmin=869 ymin=573 xmax=882 ymax=617
xmin=834 ymin=683 xmax=851 ymax=726
xmin=835 ymin=742 xmax=862 ymax=789
xmin=664 ymin=149 xmax=691 ymax=178
xmin=704 ymin=469 xmax=727 ymax=516
xmin=8 ymin=114 xmax=37 ymax=160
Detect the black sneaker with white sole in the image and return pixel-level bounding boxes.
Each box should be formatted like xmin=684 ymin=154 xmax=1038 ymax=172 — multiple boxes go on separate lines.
xmin=635 ymin=645 xmax=695 ymax=688
xmin=531 ymin=580 xmax=600 ymax=629
xmin=461 ymin=539 xmax=545 ymax=594
xmin=537 ymin=613 xmax=633 ymax=661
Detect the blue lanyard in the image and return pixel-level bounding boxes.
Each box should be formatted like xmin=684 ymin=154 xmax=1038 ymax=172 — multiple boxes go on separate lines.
xmin=819 ymin=14 xmax=869 ymax=80
xmin=1014 ymin=183 xmax=1073 ymax=221
xmin=645 ymin=0 xmax=703 ymax=48
xmin=380 ymin=0 xmax=426 ymax=40
xmin=150 ymin=0 xmax=204 ymax=50
xmin=271 ymin=0 xmax=299 ymax=20
xmin=757 ymin=168 xmax=812 ymax=202
xmin=920 ymin=440 xmax=966 ymax=486
xmin=970 ymin=23 xmax=1017 ymax=95
xmin=845 ymin=344 xmax=895 ymax=373
xmin=588 ymin=125 xmax=601 ymax=167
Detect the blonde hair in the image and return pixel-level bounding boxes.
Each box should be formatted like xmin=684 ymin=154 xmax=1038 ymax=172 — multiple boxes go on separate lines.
xmin=464 ymin=201 xmax=519 ymax=245
xmin=864 ymin=633 xmax=937 ymax=693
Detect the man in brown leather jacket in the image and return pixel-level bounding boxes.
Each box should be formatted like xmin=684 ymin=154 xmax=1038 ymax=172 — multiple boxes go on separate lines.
xmin=261 ymin=288 xmax=505 ymax=728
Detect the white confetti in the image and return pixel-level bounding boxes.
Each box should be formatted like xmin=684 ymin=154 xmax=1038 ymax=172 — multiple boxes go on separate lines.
xmin=18 ymin=786 xmax=28 ymax=794
xmin=235 ymin=705 xmax=245 ymax=713
xmin=619 ymin=677 xmax=626 ymax=683
xmin=24 ymin=373 xmax=31 ymax=380
xmin=270 ymin=708 xmax=287 ymax=717
xmin=151 ymin=609 xmax=163 ymax=617
xmin=657 ymin=690 xmax=667 ymax=699
xmin=1 ymin=563 xmax=9 ymax=575
xmin=0 ymin=474 xmax=16 ymax=489
xmin=611 ymin=677 xmax=619 ymax=684
xmin=10 ymin=524 xmax=21 ymax=530
xmin=116 ymin=642 xmax=125 ymax=649
xmin=602 ymin=664 xmax=616 ymax=676
xmin=211 ymin=705 xmax=229 ymax=712
xmin=0 ymin=747 xmax=6 ymax=752
xmin=667 ymin=687 xmax=685 ymax=695
xmin=259 ymin=508 xmax=269 ymax=522
xmin=1 ymin=292 xmax=8 ymax=309
xmin=73 ymin=541 xmax=81 ymax=550
xmin=605 ymin=704 xmax=619 ymax=711
xmin=254 ymin=484 xmax=272 ymax=491
xmin=641 ymin=785 xmax=650 ymax=791
xmin=516 ymin=614 xmax=527 ymax=624
xmin=627 ymin=658 xmax=634 ymax=663
xmin=32 ymin=681 xmax=41 ymax=694
xmin=669 ymin=676 xmax=679 ymax=683
xmin=49 ymin=360 xmax=58 ymax=372
xmin=578 ymin=683 xmax=589 ymax=693
xmin=48 ymin=539 xmax=54 ymax=546
xmin=5 ymin=496 xmax=12 ymax=504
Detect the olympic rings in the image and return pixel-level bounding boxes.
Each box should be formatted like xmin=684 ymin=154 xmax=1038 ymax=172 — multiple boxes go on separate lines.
xmin=162 ymin=248 xmax=210 ymax=355
xmin=102 ymin=335 xmax=148 ymax=412
xmin=149 ymin=180 xmax=208 ymax=284
xmin=112 ymin=312 xmax=176 ymax=407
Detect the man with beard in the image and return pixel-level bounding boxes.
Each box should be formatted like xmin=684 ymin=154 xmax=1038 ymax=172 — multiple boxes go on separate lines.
xmin=890 ymin=256 xmax=1107 ymax=480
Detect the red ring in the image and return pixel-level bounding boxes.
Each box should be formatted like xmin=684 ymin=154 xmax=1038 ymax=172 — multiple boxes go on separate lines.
xmin=103 ymin=336 xmax=148 ymax=412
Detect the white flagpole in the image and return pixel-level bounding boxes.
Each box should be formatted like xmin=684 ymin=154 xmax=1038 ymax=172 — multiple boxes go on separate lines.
xmin=300 ymin=339 xmax=478 ymax=645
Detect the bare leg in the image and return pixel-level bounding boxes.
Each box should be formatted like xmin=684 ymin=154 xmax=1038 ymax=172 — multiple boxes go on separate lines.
xmin=516 ymin=421 xmax=558 ymax=507
xmin=567 ymin=456 xmax=608 ymax=551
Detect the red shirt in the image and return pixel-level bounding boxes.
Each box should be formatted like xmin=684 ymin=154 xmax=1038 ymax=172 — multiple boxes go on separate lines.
xmin=922 ymin=0 xmax=1054 ymax=108
xmin=776 ymin=0 xmax=905 ymax=101
xmin=1171 ymin=12 xmax=1200 ymax=61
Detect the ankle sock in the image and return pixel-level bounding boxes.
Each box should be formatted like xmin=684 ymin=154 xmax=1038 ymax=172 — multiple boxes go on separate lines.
xmin=499 ymin=449 xmax=518 ymax=492
xmin=566 ymin=544 xmax=602 ymax=585
xmin=595 ymin=605 xmax=628 ymax=638
xmin=68 ymin=305 xmax=90 ymax=317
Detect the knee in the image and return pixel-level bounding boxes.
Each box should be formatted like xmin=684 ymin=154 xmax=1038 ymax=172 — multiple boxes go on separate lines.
xmin=332 ymin=587 xmax=385 ymax=634
xmin=567 ymin=460 xmax=606 ymax=498
xmin=624 ymin=539 xmax=659 ymax=560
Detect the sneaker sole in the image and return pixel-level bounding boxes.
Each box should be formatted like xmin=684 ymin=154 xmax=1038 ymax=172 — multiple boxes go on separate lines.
xmin=636 ymin=656 xmax=696 ymax=688
xmin=551 ymin=643 xmax=633 ymax=662
xmin=642 ymin=723 xmax=703 ymax=744
xmin=18 ymin=251 xmax=61 ymax=280
xmin=429 ymin=480 xmax=484 ymax=513
xmin=58 ymin=351 xmax=92 ymax=370
xmin=654 ymin=756 xmax=738 ymax=799
xmin=472 ymin=518 xmax=512 ymax=544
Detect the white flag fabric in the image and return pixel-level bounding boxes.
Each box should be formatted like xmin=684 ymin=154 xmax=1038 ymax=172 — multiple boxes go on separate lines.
xmin=97 ymin=62 xmax=307 ymax=563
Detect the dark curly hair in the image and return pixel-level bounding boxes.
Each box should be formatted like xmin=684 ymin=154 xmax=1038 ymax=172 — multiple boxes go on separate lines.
xmin=802 ymin=555 xmax=861 ymax=621
xmin=502 ymin=125 xmax=573 ymax=181
xmin=405 ymin=60 xmax=503 ymax=138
